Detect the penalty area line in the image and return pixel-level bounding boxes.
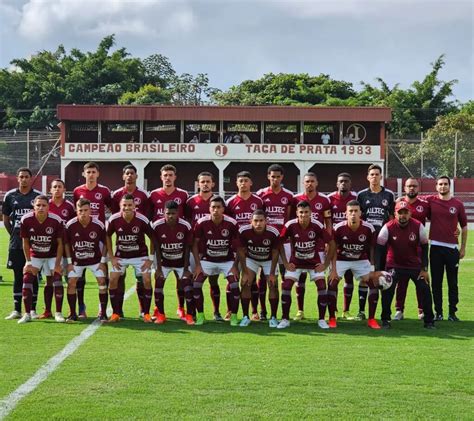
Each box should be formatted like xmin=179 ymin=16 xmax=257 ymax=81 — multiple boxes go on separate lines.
xmin=0 ymin=285 xmax=136 ymax=420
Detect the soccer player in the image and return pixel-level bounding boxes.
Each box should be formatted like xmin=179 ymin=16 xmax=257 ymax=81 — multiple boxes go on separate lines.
xmin=151 ymin=201 xmax=195 ymax=325
xmin=328 ymin=200 xmax=380 ymax=329
xmin=73 ymin=162 xmax=112 ymax=318
xmin=278 ymin=200 xmax=335 ymax=329
xmin=18 ymin=195 xmax=65 ymax=324
xmin=3 ymin=167 xmax=41 ymax=320
xmin=237 ymin=210 xmax=280 ymax=327
xmin=106 ymin=194 xmax=154 ymax=322
xmin=356 ymin=164 xmax=394 ymax=320
xmin=292 ymin=172 xmax=332 ymax=321
xmin=376 ymin=201 xmax=435 ymax=329
xmin=192 ymin=196 xmax=240 ymax=326
xmin=256 ymin=164 xmax=293 ymax=320
xmin=327 ymin=172 xmax=358 ymax=320
xmin=393 ymin=178 xmax=430 ymax=321
xmin=150 ymin=164 xmax=189 ymax=319
xmin=64 ymin=198 xmax=108 ymax=322
xmin=226 ymin=171 xmax=264 ymax=320
xmin=425 ymin=176 xmax=468 ymax=321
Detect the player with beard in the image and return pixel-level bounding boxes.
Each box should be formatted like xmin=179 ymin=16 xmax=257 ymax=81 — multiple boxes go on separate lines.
xmin=356 ymin=164 xmax=394 ymax=321
xmin=150 ymin=164 xmax=189 ymax=320
xmin=327 ymin=172 xmax=358 ymax=320
xmin=3 ymin=167 xmax=41 ymax=320
xmin=256 ymin=164 xmax=293 ymax=321
xmin=292 ymin=173 xmax=332 ymax=321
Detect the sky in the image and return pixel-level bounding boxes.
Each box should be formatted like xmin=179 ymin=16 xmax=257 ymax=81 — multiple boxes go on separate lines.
xmin=0 ymin=0 xmax=472 ymax=102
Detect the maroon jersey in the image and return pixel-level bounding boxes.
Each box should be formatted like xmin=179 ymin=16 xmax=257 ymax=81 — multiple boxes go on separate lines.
xmin=225 ymin=194 xmax=264 ymax=228
xmin=281 ymin=219 xmax=333 ymax=269
xmin=257 ymin=186 xmax=293 ymax=232
xmin=185 ymin=194 xmax=211 ymax=228
xmin=377 ymin=218 xmax=428 ymax=269
xmin=333 ymin=221 xmax=376 ymax=261
xmin=194 ymin=215 xmax=238 ymax=262
xmin=328 ymin=191 xmax=358 ymax=224
xmin=293 ymin=192 xmax=331 ymax=223
xmin=238 ymin=224 xmax=280 ymax=262
xmin=150 ymin=187 xmax=188 ymax=221
xmin=73 ymin=184 xmax=112 ymax=223
xmin=425 ymin=196 xmax=467 ymax=245
xmin=20 ymin=212 xmax=63 ymax=258
xmin=65 ymin=217 xmax=106 ymax=266
xmin=111 ymin=186 xmax=150 ymax=217
xmin=151 ymin=218 xmax=193 ymax=268
xmin=397 ymin=197 xmax=430 ymax=225
xmin=107 ymin=212 xmax=152 ymax=259
xmin=48 ymin=199 xmax=75 ymax=224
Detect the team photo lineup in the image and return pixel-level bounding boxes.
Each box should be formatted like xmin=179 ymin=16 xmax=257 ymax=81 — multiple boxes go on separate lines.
xmin=2 ymin=161 xmax=468 ymax=331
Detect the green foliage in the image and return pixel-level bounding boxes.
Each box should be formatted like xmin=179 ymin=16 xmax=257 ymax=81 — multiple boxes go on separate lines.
xmin=118 ymin=84 xmax=171 ymax=105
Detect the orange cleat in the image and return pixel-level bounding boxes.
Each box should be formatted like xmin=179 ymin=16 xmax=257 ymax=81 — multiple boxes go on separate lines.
xmin=177 ymin=307 xmax=186 ymax=321
xmin=109 ymin=313 xmax=121 ymax=323
xmin=154 ymin=313 xmax=167 ymax=325
xmin=185 ymin=314 xmax=195 ymax=325
xmin=367 ymin=318 xmax=381 ymax=329
xmin=143 ymin=313 xmax=152 ymax=323
xmin=328 ymin=317 xmax=337 ymax=328
xmin=38 ymin=310 xmax=53 ymax=319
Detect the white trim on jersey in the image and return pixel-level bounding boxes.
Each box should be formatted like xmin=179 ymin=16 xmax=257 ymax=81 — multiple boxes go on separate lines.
xmin=284 ymin=217 xmax=325 ymax=230
xmin=65 ymin=216 xmax=105 ymax=230
xmin=108 ymin=211 xmax=150 ymax=224
xmin=151 ymin=217 xmax=191 ymax=230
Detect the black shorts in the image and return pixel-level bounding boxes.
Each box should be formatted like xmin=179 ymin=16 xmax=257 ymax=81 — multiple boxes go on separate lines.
xmin=7 ymin=249 xmax=26 ymax=270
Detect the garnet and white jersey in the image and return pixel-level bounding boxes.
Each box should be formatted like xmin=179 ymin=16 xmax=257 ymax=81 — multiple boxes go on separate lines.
xmin=48 ymin=199 xmax=75 ymax=225
xmin=111 ymin=186 xmax=151 ymax=217
xmin=20 ymin=212 xmax=64 ymax=258
xmin=194 ymin=215 xmax=238 ymax=263
xmin=357 ymin=187 xmax=395 ymax=232
xmin=377 ymin=218 xmax=428 ymax=269
xmin=150 ymin=187 xmax=188 ymax=221
xmin=257 ymin=187 xmax=293 ymax=232
xmin=185 ymin=194 xmax=211 ymax=228
xmin=151 ymin=218 xmax=193 ymax=268
xmin=425 ymin=195 xmax=467 ymax=246
xmin=333 ymin=221 xmax=376 ymax=261
xmin=327 ymin=191 xmax=358 ymax=224
xmin=225 ymin=194 xmax=264 ymax=228
xmin=73 ymin=184 xmax=112 ymax=223
xmin=107 ymin=212 xmax=152 ymax=259
xmin=397 ymin=197 xmax=430 ymax=225
xmin=292 ymin=192 xmax=331 ymax=224
xmin=65 ymin=217 xmax=106 ymax=266
xmin=238 ymin=224 xmax=280 ymax=262
xmin=281 ymin=219 xmax=333 ymax=269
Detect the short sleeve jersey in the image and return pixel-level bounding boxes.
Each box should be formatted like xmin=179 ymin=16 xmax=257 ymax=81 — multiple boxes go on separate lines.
xmin=150 ymin=188 xmax=189 ymax=221
xmin=151 ymin=218 xmax=193 ymax=268
xmin=111 ymin=187 xmax=151 ymax=217
xmin=73 ymin=184 xmax=112 ymax=224
xmin=333 ymin=221 xmax=376 ymax=261
xmin=225 ymin=194 xmax=264 ymax=228
xmin=357 ymin=187 xmax=395 ymax=232
xmin=48 ymin=199 xmax=76 ymax=225
xmin=292 ymin=192 xmax=331 ymax=224
xmin=20 ymin=212 xmax=64 ymax=258
xmin=238 ymin=224 xmax=280 ymax=262
xmin=327 ymin=191 xmax=358 ymax=224
xmin=65 ymin=217 xmax=106 ymax=266
xmin=257 ymin=187 xmax=294 ymax=232
xmin=185 ymin=194 xmax=211 ymax=228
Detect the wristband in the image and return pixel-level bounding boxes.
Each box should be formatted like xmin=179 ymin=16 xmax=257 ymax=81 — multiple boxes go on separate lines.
xmin=370 ymin=265 xmax=375 ymax=272
xmin=25 ymin=259 xmax=31 ymax=264
xmin=100 ymin=257 xmax=108 ymax=264
xmin=66 ymin=258 xmax=72 ymax=265
xmin=148 ymin=254 xmax=155 ymax=261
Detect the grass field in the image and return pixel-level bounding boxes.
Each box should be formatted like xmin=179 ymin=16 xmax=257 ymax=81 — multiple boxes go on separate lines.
xmin=0 ymin=230 xmax=472 ymax=420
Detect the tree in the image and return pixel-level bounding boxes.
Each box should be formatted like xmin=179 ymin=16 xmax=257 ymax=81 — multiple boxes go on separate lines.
xmin=119 ymin=84 xmax=171 ymax=104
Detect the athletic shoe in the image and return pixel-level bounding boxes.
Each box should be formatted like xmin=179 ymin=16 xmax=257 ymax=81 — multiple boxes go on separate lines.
xmin=268 ymin=317 xmax=279 ymax=328
xmin=78 ymin=304 xmax=87 ymax=319
xmin=141 ymin=313 xmax=151 ymax=323
xmin=418 ymin=311 xmax=424 ymax=320
xmin=195 ymin=312 xmax=205 ymax=326
xmin=18 ymin=313 xmax=32 ymax=324
xmin=230 ymin=314 xmax=239 ymax=327
xmin=293 ymin=310 xmax=305 ymax=321
xmin=277 ymin=319 xmax=290 ymax=329
xmin=38 ymin=310 xmax=53 ymax=319
xmin=435 ymin=313 xmax=444 ymax=321
xmin=224 ymin=310 xmax=232 ymax=321
xmin=213 ymin=312 xmax=224 ymax=322
xmin=108 ymin=313 xmax=120 ymax=323
xmin=393 ymin=310 xmax=404 ymax=321
xmin=154 ymin=313 xmax=167 ymax=325
xmin=5 ymin=310 xmax=21 ymax=320
xmin=355 ymin=311 xmax=366 ymax=321
xmin=239 ymin=316 xmax=251 ymax=327
xmin=185 ymin=314 xmax=195 ymax=325
xmin=367 ymin=318 xmax=381 ymax=329
xmin=152 ymin=306 xmax=159 ymax=321
xmin=318 ymin=319 xmax=330 ymax=329
xmin=250 ymin=312 xmax=260 ymax=321
xmin=259 ymin=311 xmax=267 ymax=321
xmin=424 ymin=322 xmax=436 ymax=329
xmin=66 ymin=314 xmax=78 ymax=323
xmin=382 ymin=320 xmax=391 ymax=329
xmin=448 ymin=314 xmax=460 ymax=322
xmin=177 ymin=307 xmax=186 ymax=321
xmin=328 ymin=318 xmax=337 ymax=328
xmin=341 ymin=311 xmax=355 ymax=320
xmin=55 ymin=312 xmax=66 ymax=323
xmin=30 ymin=310 xmax=40 ymax=319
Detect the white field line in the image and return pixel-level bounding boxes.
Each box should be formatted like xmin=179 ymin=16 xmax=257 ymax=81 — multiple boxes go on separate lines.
xmin=0 ymin=285 xmax=136 ymax=420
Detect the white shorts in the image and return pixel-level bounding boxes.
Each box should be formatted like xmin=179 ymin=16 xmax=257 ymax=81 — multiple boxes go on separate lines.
xmin=246 ymin=258 xmax=274 ymax=276
xmin=189 ymin=254 xmax=196 ymax=273
xmin=110 ymin=257 xmax=151 ymax=276
xmin=200 ymin=260 xmax=234 ymax=277
xmin=162 ymin=266 xmax=185 ymax=279
xmin=335 ymin=260 xmax=371 ymax=281
xmin=68 ymin=263 xmax=105 ymax=279
xmin=30 ymin=257 xmax=57 ymax=276
xmin=285 ymin=268 xmax=325 ymax=281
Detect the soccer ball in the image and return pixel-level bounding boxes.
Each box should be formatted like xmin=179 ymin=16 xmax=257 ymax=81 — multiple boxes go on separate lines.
xmin=374 ymin=271 xmax=393 ymax=290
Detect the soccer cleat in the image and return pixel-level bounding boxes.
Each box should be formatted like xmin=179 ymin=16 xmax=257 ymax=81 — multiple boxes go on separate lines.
xmin=97 ymin=314 xmax=108 ymax=322
xmin=54 ymin=312 xmax=66 ymax=323
xmin=154 ymin=313 xmax=167 ymax=325
xmin=30 ymin=310 xmax=39 ymax=319
xmin=78 ymin=304 xmax=87 ymax=319
xmin=224 ymin=310 xmax=232 ymax=321
xmin=5 ymin=310 xmax=21 ymax=320
xmin=418 ymin=310 xmax=424 ymax=320
xmin=367 ymin=318 xmax=381 ymax=329
xmin=213 ymin=312 xmax=224 ymax=322
xmin=230 ymin=314 xmax=239 ymax=327
xmin=341 ymin=311 xmax=355 ymax=320
xmin=177 ymin=307 xmax=186 ymax=321
xmin=259 ymin=311 xmax=268 ymax=321
xmin=355 ymin=311 xmax=366 ymax=321
xmin=393 ymin=310 xmax=404 ymax=321
xmin=17 ymin=313 xmax=32 ymax=324
xmin=435 ymin=313 xmax=444 ymax=321
xmin=293 ymin=310 xmax=305 ymax=321
xmin=38 ymin=310 xmax=53 ymax=319
xmin=424 ymin=322 xmax=436 ymax=329
xmin=268 ymin=317 xmax=279 ymax=328
xmin=108 ymin=313 xmax=121 ymax=323
xmin=195 ymin=312 xmax=205 ymax=326
xmin=250 ymin=312 xmax=260 ymax=321
xmin=185 ymin=314 xmax=195 ymax=325
xmin=448 ymin=314 xmax=460 ymax=322
xmin=143 ymin=314 xmax=152 ymax=323
xmin=66 ymin=314 xmax=78 ymax=323
xmin=328 ymin=318 xmax=337 ymax=328
xmin=239 ymin=315 xmax=251 ymax=327
xmin=318 ymin=319 xmax=330 ymax=329
xmin=382 ymin=320 xmax=392 ymax=329
xmin=277 ymin=319 xmax=290 ymax=329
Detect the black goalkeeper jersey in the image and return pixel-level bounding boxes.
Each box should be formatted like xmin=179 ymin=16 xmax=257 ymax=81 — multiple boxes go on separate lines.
xmin=357 ymin=187 xmax=395 ymax=232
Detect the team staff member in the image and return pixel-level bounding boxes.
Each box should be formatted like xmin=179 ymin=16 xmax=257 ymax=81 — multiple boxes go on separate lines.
xmin=3 ymin=167 xmax=41 ymax=320
xmin=426 ymin=176 xmax=468 ymax=321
